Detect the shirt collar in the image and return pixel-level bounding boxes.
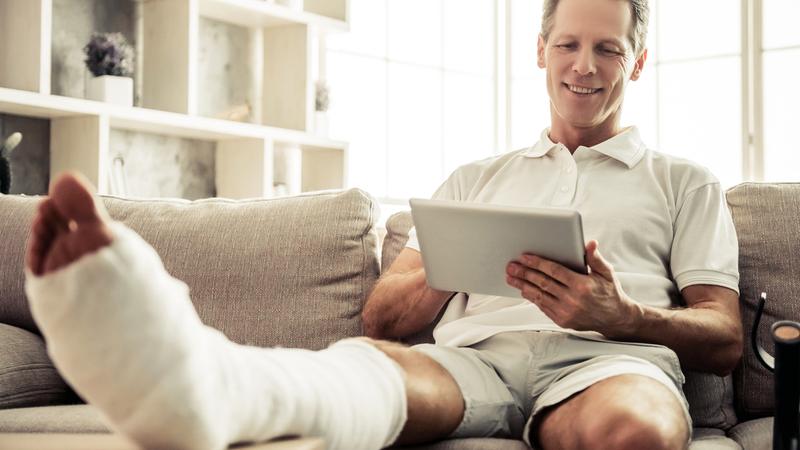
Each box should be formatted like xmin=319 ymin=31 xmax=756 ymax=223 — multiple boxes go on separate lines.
xmin=523 ymin=126 xmax=646 ymax=169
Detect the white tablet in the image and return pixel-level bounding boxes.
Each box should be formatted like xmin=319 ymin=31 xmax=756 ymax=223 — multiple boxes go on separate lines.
xmin=409 ymin=198 xmax=587 ymax=298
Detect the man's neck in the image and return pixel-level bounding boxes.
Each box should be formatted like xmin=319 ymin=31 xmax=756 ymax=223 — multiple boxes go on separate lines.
xmin=548 ymin=118 xmax=621 ymax=153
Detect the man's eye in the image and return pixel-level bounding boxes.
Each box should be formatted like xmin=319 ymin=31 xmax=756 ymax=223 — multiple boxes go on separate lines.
xmin=600 ymin=48 xmax=621 ymax=55
xmin=557 ymin=43 xmax=576 ymax=49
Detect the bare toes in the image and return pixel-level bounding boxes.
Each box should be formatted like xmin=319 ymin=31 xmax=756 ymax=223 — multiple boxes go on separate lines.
xmin=43 ymin=240 xmax=71 ymax=274
xmin=27 ymin=214 xmax=51 ymax=275
xmin=49 ymin=173 xmax=107 ymax=225
xmin=39 ymin=199 xmax=70 ymax=233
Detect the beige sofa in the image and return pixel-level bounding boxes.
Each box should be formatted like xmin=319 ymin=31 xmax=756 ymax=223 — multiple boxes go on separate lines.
xmin=0 ymin=183 xmax=796 ymax=449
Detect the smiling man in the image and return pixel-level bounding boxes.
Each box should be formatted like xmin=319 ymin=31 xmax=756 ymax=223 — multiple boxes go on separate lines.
xmin=364 ymin=0 xmax=741 ymax=448
xmin=24 ymin=0 xmax=740 ymax=449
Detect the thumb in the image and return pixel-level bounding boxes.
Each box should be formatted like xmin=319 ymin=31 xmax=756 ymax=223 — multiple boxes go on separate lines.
xmin=586 ymin=240 xmax=613 ymax=279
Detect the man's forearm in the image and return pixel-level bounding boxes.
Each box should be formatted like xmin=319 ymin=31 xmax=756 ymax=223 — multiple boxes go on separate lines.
xmin=607 ymin=300 xmax=743 ymax=376
xmin=362 ymin=268 xmax=453 ymax=340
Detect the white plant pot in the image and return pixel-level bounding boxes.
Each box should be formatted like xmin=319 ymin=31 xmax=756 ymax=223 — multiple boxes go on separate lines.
xmin=314 ymin=111 xmax=329 ymax=137
xmin=86 ymin=75 xmax=133 ymax=107
xmin=275 ymin=0 xmax=303 ymax=10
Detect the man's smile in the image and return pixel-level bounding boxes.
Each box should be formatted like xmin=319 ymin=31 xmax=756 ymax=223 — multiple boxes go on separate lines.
xmin=563 ymin=83 xmax=603 ymax=95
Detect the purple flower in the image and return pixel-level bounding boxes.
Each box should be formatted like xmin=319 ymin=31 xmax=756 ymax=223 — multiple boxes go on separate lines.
xmin=84 ymin=32 xmax=134 ymax=77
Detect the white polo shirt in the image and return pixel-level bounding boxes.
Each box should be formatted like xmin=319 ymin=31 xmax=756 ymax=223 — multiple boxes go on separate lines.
xmin=405 ymin=127 xmax=740 ymax=347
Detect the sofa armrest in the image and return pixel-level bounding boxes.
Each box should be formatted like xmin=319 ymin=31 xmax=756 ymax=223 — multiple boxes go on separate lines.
xmin=0 ymin=323 xmax=78 ymax=409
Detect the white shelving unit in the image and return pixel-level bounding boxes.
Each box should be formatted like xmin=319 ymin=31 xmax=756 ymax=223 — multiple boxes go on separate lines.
xmin=0 ymin=0 xmax=349 ymax=199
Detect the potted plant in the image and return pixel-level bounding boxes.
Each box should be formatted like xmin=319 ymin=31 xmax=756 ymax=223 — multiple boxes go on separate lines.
xmin=83 ymin=32 xmax=135 ymax=107
xmin=314 ymin=80 xmax=330 ymax=137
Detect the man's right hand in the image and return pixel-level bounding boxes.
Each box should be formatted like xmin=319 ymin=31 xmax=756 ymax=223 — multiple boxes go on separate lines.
xmin=362 ymin=248 xmax=454 ymax=339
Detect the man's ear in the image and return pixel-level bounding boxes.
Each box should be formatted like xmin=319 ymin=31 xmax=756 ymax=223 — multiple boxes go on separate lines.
xmin=630 ymin=48 xmax=648 ymax=81
xmin=537 ymin=34 xmax=546 ymax=69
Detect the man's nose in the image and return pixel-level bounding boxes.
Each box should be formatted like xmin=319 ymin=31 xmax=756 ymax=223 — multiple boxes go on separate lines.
xmin=572 ymin=48 xmax=597 ymax=76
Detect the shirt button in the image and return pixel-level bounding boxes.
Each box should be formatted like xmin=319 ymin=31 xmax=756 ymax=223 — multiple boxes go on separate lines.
xmin=560 ymin=186 xmax=569 ymax=193
xmin=566 ymin=167 xmax=573 ymax=174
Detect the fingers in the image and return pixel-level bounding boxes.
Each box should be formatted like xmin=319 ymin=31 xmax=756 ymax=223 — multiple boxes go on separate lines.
xmin=515 ymin=254 xmax=576 ymax=286
xmin=505 ymin=272 xmax=559 ymax=311
xmin=585 ymin=240 xmax=613 ymax=279
xmin=506 ymin=275 xmax=558 ymax=316
xmin=507 ymin=262 xmax=566 ymax=296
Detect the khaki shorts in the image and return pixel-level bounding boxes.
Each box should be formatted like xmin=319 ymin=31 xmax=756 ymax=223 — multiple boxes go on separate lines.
xmin=412 ymin=330 xmax=691 ymax=447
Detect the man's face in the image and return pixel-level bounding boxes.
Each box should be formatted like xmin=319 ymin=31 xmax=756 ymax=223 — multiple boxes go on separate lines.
xmin=537 ymin=0 xmax=646 ymax=132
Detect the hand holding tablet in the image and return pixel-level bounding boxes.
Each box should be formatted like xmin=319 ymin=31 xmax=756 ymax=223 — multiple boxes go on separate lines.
xmin=409 ymin=198 xmax=588 ymax=298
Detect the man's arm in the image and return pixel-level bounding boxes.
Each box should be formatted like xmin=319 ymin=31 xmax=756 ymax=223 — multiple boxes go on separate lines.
xmin=612 ymin=284 xmax=742 ymax=376
xmin=506 ymin=240 xmax=742 ymax=376
xmin=362 ymin=248 xmax=454 ymax=340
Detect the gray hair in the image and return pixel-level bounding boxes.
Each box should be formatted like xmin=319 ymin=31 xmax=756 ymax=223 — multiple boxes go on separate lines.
xmin=540 ymin=0 xmax=650 ymax=57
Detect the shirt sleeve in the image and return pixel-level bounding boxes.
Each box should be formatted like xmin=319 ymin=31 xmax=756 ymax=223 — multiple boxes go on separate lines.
xmin=405 ymin=170 xmax=464 ymax=251
xmin=670 ymin=182 xmax=740 ymax=294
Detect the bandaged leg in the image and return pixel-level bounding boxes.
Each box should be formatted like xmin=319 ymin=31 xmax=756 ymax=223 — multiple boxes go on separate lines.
xmin=26 ymin=223 xmax=407 ymax=450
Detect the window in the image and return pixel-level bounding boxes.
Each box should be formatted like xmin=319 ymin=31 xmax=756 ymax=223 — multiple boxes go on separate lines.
xmin=762 ymin=0 xmax=800 ymax=181
xmin=328 ymin=0 xmax=794 ymax=209
xmin=327 ymin=0 xmax=496 ymax=204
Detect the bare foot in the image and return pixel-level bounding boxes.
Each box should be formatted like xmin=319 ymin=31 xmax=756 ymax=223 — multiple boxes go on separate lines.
xmin=26 ymin=172 xmax=115 ymax=276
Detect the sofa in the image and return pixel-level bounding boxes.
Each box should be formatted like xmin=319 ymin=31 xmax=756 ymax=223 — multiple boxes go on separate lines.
xmin=0 ymin=182 xmax=796 ymax=449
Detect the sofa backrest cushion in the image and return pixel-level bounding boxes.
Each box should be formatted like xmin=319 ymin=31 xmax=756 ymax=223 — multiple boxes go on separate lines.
xmin=381 ymin=209 xmax=738 ymax=429
xmin=0 ymin=189 xmax=380 ymax=350
xmin=727 ymin=182 xmax=800 ymax=419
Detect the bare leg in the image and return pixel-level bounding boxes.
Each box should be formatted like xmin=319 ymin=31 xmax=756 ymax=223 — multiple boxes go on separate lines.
xmin=535 ymin=374 xmax=690 ymax=450
xmin=362 ymin=339 xmax=465 ymax=445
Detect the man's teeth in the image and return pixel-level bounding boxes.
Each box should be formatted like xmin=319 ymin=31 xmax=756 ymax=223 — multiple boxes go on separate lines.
xmin=567 ymin=84 xmax=600 ymax=94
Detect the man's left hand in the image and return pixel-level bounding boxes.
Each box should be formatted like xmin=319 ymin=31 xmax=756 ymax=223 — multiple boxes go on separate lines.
xmin=505 ymin=240 xmax=642 ymax=336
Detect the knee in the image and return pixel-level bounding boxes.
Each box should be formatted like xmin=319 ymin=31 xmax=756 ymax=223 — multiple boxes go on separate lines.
xmin=578 ymin=409 xmax=688 ymax=450
xmin=353 ymin=337 xmax=408 ymax=361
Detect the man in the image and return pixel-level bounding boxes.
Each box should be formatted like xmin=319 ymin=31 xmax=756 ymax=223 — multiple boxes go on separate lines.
xmin=25 ymin=1 xmax=740 ymax=450
xmin=363 ymin=0 xmax=741 ymax=448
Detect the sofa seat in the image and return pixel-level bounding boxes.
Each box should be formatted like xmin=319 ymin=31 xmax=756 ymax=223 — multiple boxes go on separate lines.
xmin=729 ymin=417 xmax=773 ymax=450
xmin=0 ymin=405 xmax=107 ymax=433
xmin=0 ymin=404 xmax=743 ymax=449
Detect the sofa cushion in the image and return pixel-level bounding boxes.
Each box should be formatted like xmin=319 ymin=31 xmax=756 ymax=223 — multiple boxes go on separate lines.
xmin=397 ymin=438 xmax=529 ymax=450
xmin=0 ymin=324 xmax=78 ymax=410
xmin=728 ymin=417 xmax=772 ymax=450
xmin=683 ymin=371 xmax=738 ymax=430
xmin=392 ymin=430 xmax=735 ymax=450
xmin=689 ymin=428 xmax=742 ymax=449
xmin=0 ymin=189 xmax=380 ymax=350
xmin=0 ymin=404 xmax=109 ymax=433
xmin=382 ymin=210 xmax=414 ymax=271
xmin=726 ymin=183 xmax=800 ymax=418
xmin=382 ymin=210 xmax=738 ymax=428
xmin=0 ymin=195 xmax=37 ymax=333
